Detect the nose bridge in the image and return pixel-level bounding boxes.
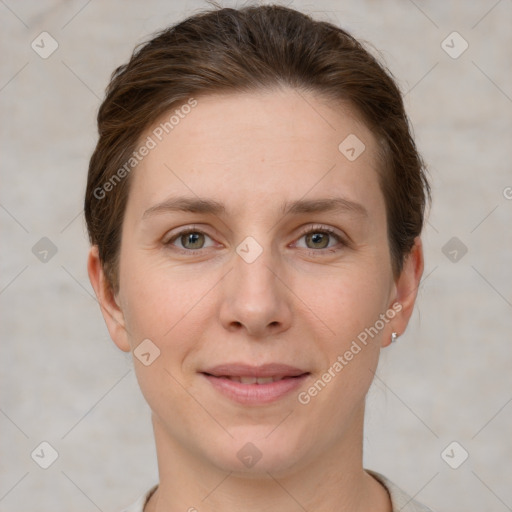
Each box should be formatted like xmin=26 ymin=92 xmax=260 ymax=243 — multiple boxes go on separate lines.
xmin=218 ymin=231 xmax=292 ymax=335
xmin=232 ymin=234 xmax=278 ymax=296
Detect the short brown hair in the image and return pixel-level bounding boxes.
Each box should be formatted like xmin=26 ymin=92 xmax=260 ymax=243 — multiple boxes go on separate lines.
xmin=85 ymin=3 xmax=431 ymax=293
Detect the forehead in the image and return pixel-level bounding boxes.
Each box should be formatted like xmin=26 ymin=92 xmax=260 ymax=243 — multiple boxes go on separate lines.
xmin=127 ymin=88 xmax=384 ymax=218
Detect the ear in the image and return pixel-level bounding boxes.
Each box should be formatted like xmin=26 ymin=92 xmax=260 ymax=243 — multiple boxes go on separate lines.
xmin=382 ymin=236 xmax=424 ymax=348
xmin=87 ymin=245 xmax=131 ymax=352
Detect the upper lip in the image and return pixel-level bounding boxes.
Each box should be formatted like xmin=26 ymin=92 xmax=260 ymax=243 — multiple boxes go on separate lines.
xmin=201 ymin=363 xmax=308 ymax=378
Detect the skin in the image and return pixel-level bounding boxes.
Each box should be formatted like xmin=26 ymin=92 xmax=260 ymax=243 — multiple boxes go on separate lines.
xmin=88 ymin=87 xmax=424 ymax=512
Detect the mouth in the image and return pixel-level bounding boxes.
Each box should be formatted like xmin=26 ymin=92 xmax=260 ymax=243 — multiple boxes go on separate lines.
xmin=199 ymin=363 xmax=310 ymax=404
xmin=203 ymin=375 xmax=305 ymax=384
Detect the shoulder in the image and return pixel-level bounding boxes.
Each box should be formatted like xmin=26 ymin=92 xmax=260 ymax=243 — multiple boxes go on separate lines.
xmin=366 ymin=470 xmax=435 ymax=512
xmin=119 ymin=485 xmax=158 ymax=512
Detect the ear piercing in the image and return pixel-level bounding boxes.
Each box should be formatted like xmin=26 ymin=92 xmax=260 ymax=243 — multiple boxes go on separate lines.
xmin=391 ymin=332 xmax=399 ymax=343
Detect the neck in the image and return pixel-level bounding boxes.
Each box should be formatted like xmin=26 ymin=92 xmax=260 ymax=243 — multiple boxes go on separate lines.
xmin=145 ymin=404 xmax=391 ymax=512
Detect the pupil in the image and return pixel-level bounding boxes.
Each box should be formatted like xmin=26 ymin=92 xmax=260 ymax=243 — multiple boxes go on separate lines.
xmin=309 ymin=232 xmax=327 ymax=249
xmin=184 ymin=232 xmax=202 ymax=249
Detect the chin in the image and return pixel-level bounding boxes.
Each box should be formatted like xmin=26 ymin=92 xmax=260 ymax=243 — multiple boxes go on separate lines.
xmin=204 ymin=426 xmax=309 ymax=477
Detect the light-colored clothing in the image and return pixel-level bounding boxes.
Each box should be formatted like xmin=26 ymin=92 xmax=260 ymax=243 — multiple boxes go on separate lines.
xmin=368 ymin=470 xmax=434 ymax=511
xmin=120 ymin=470 xmax=434 ymax=512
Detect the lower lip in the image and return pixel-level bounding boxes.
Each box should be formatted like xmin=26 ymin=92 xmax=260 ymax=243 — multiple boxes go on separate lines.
xmin=202 ymin=373 xmax=309 ymax=405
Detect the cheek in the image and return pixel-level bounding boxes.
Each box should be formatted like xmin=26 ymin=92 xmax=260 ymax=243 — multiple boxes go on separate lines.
xmin=118 ymin=265 xmax=210 ymax=410
xmin=295 ymin=268 xmax=389 ymax=412
xmin=119 ymin=252 xmax=217 ymax=352
xmin=299 ymin=263 xmax=392 ymax=341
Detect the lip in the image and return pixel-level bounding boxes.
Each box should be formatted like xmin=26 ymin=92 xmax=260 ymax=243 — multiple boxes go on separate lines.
xmin=201 ymin=363 xmax=307 ymax=378
xmin=200 ymin=363 xmax=310 ymax=405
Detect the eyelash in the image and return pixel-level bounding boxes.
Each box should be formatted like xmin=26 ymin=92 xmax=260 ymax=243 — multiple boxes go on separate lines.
xmin=163 ymin=224 xmax=346 ymax=256
xmin=295 ymin=224 xmax=346 ymax=255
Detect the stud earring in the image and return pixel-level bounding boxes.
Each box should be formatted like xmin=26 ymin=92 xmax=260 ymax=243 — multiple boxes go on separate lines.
xmin=391 ymin=332 xmax=399 ymax=343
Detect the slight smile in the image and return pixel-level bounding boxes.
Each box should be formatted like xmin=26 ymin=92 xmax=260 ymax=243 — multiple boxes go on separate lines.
xmin=200 ymin=363 xmax=311 ymax=405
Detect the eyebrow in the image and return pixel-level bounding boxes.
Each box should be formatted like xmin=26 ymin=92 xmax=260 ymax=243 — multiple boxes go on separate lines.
xmin=142 ymin=196 xmax=368 ymax=219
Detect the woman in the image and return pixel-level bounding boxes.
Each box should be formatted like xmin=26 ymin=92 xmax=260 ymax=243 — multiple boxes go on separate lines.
xmin=85 ymin=4 xmax=433 ymax=511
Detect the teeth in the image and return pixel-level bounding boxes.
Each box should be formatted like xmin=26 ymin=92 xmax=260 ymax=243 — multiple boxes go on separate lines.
xmin=225 ymin=376 xmax=285 ymax=384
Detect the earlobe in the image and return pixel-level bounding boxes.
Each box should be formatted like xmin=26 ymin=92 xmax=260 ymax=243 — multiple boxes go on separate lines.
xmin=382 ymin=237 xmax=424 ymax=347
xmin=87 ymin=246 xmax=131 ymax=352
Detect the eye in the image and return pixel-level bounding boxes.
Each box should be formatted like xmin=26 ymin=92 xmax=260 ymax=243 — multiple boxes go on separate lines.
xmin=164 ymin=227 xmax=216 ymax=253
xmin=294 ymin=225 xmax=345 ymax=252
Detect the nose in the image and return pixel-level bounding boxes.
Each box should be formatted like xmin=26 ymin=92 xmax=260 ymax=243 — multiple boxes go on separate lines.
xmin=218 ymin=239 xmax=293 ymax=338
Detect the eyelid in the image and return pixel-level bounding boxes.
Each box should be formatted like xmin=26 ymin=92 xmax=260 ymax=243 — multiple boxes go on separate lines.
xmin=163 ymin=224 xmax=217 ymax=250
xmin=292 ymin=223 xmax=347 ymax=249
xmin=163 ymin=224 xmax=194 ymax=241
xmin=295 ymin=223 xmax=343 ymax=238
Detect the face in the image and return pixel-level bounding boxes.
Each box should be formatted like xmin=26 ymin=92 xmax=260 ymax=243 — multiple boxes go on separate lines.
xmin=89 ymin=87 xmax=421 ymax=477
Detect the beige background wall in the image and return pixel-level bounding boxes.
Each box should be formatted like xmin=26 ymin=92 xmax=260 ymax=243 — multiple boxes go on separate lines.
xmin=1 ymin=1 xmax=511 ymax=511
